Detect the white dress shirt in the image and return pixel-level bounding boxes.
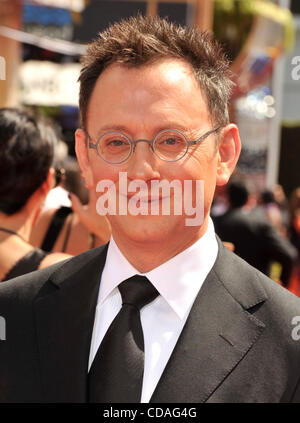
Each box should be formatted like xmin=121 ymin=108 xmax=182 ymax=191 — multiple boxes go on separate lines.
xmin=88 ymin=218 xmax=219 ymax=403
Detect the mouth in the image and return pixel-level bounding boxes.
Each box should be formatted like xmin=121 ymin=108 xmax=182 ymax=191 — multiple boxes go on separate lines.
xmin=118 ymin=193 xmax=168 ymax=203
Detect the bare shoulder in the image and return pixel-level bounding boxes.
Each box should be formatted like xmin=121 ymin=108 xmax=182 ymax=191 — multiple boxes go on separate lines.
xmin=39 ymin=252 xmax=72 ymax=268
xmin=29 ymin=208 xmax=58 ymax=247
xmin=0 ymin=245 xmax=105 ymax=302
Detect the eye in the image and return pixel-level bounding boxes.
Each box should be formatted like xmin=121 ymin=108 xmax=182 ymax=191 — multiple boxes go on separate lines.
xmin=101 ymin=134 xmax=130 ymax=149
xmin=158 ymin=136 xmax=184 ymax=145
xmin=108 ymin=139 xmax=127 ymax=147
xmin=156 ymin=132 xmax=186 ymax=150
xmin=162 ymin=137 xmax=178 ymax=145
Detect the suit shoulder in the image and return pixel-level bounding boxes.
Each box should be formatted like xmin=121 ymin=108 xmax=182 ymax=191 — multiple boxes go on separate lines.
xmin=214 ymin=242 xmax=300 ymax=314
xmin=0 ymin=245 xmax=107 ymax=304
xmin=213 ymin=245 xmax=300 ymax=366
xmin=255 ymin=267 xmax=300 ymax=316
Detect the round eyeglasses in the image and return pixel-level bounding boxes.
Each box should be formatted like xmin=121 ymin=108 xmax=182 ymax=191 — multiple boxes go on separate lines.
xmin=86 ymin=127 xmax=221 ymax=164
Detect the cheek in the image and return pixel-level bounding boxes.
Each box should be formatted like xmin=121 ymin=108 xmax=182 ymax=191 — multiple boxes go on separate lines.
xmin=178 ymin=154 xmax=218 ymax=207
xmin=90 ymin=159 xmax=126 ymax=186
xmin=177 ymin=151 xmax=216 ymax=182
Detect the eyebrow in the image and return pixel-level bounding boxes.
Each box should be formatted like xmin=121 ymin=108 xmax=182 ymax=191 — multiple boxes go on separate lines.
xmin=93 ymin=123 xmax=192 ymax=138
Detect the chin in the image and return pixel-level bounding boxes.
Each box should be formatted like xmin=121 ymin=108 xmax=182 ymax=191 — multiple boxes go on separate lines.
xmin=110 ymin=214 xmax=184 ymax=244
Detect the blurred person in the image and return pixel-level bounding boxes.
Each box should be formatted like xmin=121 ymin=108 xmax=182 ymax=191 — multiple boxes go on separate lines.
xmin=43 ymin=169 xmax=71 ymax=210
xmin=1 ymin=16 xmax=300 ymax=404
xmin=288 ymin=188 xmax=300 ymax=296
xmin=30 ymin=158 xmax=111 ymax=255
xmin=213 ymin=180 xmax=298 ymax=287
xmin=272 ymin=184 xmax=290 ymax=231
xmin=210 ymin=184 xmax=229 ymax=217
xmin=289 ymin=187 xmax=300 ymax=256
xmin=43 ymin=140 xmax=71 ymax=211
xmin=31 ymin=190 xmax=111 ymax=255
xmin=258 ymin=189 xmax=286 ymax=236
xmin=0 ymin=108 xmax=71 ymax=282
xmin=63 ymin=157 xmax=89 ymax=205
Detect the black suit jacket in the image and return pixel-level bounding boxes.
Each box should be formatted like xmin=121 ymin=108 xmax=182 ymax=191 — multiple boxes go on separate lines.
xmin=1 ymin=238 xmax=300 ymax=403
xmin=213 ymin=207 xmax=298 ymax=286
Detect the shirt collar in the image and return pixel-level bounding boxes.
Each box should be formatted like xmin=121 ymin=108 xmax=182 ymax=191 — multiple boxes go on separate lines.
xmin=99 ymin=218 xmax=218 ymax=319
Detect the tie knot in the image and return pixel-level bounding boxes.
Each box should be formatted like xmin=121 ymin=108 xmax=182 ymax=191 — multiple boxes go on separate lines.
xmin=118 ymin=275 xmax=159 ymax=310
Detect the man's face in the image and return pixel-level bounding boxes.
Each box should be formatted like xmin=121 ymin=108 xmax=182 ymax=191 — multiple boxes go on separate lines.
xmin=76 ymin=59 xmax=240 ymax=248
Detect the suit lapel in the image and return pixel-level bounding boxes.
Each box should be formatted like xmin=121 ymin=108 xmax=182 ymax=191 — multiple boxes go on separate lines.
xmin=150 ymin=240 xmax=267 ymax=403
xmin=34 ymin=245 xmax=108 ymax=402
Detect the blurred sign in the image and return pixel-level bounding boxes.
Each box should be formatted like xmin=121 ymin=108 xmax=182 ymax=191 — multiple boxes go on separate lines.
xmin=24 ymin=4 xmax=72 ymax=26
xmin=27 ymin=0 xmax=85 ymax=12
xmin=19 ymin=60 xmax=81 ymax=106
xmin=23 ymin=4 xmax=73 ymax=40
xmin=234 ymin=86 xmax=276 ymax=192
xmin=230 ymin=1 xmax=294 ymax=99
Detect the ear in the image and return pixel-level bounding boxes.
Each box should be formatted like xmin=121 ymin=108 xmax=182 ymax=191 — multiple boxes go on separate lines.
xmin=75 ymin=128 xmax=94 ymax=189
xmin=41 ymin=168 xmax=55 ymax=195
xmin=216 ymin=124 xmax=241 ymax=186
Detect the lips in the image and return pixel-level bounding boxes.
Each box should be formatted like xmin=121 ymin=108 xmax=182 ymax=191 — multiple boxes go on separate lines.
xmin=119 ymin=193 xmax=166 ymax=202
xmin=138 ymin=197 xmax=164 ymax=203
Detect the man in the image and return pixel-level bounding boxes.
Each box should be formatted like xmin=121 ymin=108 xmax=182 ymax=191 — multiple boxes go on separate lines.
xmin=1 ymin=16 xmax=300 ymax=403
xmin=213 ymin=180 xmax=298 ymax=286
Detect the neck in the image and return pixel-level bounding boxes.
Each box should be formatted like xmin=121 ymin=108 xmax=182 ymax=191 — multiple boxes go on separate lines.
xmin=111 ymin=218 xmax=209 ymax=273
xmin=0 ymin=207 xmax=37 ymax=243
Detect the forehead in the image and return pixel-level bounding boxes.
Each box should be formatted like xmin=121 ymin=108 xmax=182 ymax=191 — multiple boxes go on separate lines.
xmin=86 ymin=59 xmax=210 ymax=132
xmin=106 ymin=58 xmax=195 ymax=83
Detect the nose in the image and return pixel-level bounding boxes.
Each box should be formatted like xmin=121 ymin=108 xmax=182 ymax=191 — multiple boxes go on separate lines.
xmin=126 ymin=140 xmax=161 ymax=182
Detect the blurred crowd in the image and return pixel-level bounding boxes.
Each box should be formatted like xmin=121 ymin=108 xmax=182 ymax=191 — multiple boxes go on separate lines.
xmin=212 ymin=179 xmax=300 ymax=293
xmin=0 ymin=107 xmax=110 ymax=282
xmin=0 ymin=107 xmax=299 ymax=295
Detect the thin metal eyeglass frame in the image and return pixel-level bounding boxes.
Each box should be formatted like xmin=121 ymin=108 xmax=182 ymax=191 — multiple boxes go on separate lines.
xmin=86 ymin=126 xmax=221 ymax=164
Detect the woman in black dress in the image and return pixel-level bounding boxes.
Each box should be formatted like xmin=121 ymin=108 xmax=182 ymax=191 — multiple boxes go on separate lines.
xmin=0 ymin=108 xmax=71 ymax=282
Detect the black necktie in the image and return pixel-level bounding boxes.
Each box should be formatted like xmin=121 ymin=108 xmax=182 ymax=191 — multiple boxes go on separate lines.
xmin=88 ymin=274 xmax=159 ymax=403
